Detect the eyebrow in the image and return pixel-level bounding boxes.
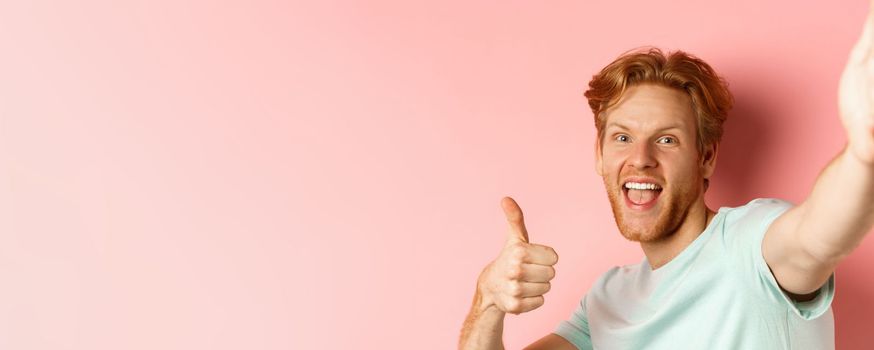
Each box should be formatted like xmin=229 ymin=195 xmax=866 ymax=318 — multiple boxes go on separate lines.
xmin=605 ymin=122 xmax=685 ymax=134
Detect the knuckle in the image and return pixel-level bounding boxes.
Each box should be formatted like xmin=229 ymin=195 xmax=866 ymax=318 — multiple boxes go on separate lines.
xmin=509 ymin=256 xmax=523 ymax=269
xmin=513 ymin=264 xmax=525 ymax=280
xmin=508 ymin=281 xmax=522 ymax=297
xmin=505 ymin=298 xmax=521 ymax=313
xmin=511 ymin=244 xmax=527 ymax=259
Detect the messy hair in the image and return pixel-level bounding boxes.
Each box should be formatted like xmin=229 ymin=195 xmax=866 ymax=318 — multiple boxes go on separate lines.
xmin=586 ymin=47 xmax=733 ymax=154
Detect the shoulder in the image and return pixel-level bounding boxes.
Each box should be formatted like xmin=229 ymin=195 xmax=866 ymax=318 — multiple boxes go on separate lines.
xmin=721 ymin=198 xmax=795 ymax=230
xmin=711 ymin=198 xmax=796 ymax=261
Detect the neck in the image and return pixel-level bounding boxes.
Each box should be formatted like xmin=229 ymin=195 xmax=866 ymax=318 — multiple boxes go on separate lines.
xmin=641 ymin=198 xmax=716 ymax=270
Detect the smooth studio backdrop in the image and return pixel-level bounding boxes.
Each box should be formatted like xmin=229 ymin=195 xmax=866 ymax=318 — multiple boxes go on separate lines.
xmin=1 ymin=0 xmax=873 ymax=349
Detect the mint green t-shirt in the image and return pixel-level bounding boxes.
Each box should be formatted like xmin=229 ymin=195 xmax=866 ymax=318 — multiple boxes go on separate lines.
xmin=554 ymin=198 xmax=836 ymax=349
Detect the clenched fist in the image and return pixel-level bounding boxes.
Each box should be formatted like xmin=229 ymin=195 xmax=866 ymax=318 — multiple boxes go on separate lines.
xmin=476 ymin=197 xmax=559 ymax=315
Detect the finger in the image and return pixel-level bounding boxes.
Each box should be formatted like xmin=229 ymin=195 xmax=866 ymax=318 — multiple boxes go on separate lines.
xmin=506 ymin=296 xmax=545 ymax=314
xmin=501 ymin=196 xmax=529 ymax=243
xmin=511 ymin=282 xmax=551 ymax=298
xmin=849 ymin=4 xmax=874 ymax=65
xmin=522 ymin=243 xmax=559 ymax=266
xmin=514 ymin=263 xmax=555 ymax=283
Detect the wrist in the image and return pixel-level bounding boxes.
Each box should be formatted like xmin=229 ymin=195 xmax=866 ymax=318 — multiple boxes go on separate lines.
xmin=845 ymin=142 xmax=874 ymax=168
xmin=476 ymin=294 xmax=504 ymax=316
xmin=845 ymin=122 xmax=874 ymax=165
xmin=476 ymin=264 xmax=503 ymax=315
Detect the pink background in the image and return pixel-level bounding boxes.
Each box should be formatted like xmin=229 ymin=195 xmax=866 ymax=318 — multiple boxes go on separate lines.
xmin=1 ymin=0 xmax=872 ymax=349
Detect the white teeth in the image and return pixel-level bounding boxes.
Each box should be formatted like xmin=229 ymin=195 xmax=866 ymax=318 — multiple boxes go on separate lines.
xmin=624 ymin=182 xmax=661 ymax=190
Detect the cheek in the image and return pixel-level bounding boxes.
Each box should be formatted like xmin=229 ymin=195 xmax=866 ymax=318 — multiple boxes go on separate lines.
xmin=601 ymin=150 xmax=626 ymax=170
xmin=665 ymin=158 xmax=703 ymax=183
xmin=603 ymin=161 xmax=624 ymax=180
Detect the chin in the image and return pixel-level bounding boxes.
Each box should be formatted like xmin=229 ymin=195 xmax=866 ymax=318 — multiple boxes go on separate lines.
xmin=617 ymin=222 xmax=672 ymax=243
xmin=605 ymin=183 xmax=685 ymax=243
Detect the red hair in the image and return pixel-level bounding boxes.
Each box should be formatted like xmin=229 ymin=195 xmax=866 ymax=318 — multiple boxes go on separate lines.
xmin=586 ymin=47 xmax=734 ymax=154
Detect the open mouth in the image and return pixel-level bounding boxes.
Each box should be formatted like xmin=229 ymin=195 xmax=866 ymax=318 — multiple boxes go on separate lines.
xmin=622 ymin=181 xmax=663 ymax=210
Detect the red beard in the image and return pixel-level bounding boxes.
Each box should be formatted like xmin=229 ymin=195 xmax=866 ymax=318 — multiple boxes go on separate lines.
xmin=603 ymin=176 xmax=700 ymax=242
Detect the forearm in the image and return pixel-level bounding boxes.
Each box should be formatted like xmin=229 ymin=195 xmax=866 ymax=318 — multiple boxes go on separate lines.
xmin=459 ymin=283 xmax=506 ymax=350
xmin=798 ymin=146 xmax=874 ymax=262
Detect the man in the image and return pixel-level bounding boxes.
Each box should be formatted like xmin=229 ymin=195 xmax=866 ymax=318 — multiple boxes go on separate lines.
xmin=458 ymin=5 xmax=874 ymax=350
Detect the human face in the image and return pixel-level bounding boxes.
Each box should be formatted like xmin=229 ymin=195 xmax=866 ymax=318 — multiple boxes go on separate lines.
xmin=595 ymin=84 xmax=717 ymax=242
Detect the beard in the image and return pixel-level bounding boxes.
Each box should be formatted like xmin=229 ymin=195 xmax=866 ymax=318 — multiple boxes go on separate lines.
xmin=603 ymin=175 xmax=700 ymax=243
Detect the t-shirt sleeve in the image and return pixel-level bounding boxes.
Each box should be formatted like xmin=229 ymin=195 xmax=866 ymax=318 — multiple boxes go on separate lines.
xmin=553 ymin=294 xmax=593 ymax=350
xmin=727 ymin=198 xmax=835 ymax=320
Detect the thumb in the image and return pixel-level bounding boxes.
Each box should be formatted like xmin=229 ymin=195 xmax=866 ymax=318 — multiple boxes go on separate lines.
xmin=501 ymin=196 xmax=529 ymax=244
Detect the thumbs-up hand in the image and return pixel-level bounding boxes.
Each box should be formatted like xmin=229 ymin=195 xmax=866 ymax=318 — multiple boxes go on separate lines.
xmin=476 ymin=197 xmax=559 ymax=315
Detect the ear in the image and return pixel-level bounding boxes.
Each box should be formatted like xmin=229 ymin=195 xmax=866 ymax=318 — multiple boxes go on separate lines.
xmin=700 ymin=142 xmax=718 ymax=179
xmin=595 ymin=137 xmax=604 ymax=176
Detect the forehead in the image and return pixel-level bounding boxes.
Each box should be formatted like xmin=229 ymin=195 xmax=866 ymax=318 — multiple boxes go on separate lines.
xmin=603 ymin=84 xmax=696 ymax=132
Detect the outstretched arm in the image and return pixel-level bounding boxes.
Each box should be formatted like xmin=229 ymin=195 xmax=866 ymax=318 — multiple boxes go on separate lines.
xmin=763 ymin=1 xmax=874 ymax=297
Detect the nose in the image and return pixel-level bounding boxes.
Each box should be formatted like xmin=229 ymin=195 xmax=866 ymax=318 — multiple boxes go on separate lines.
xmin=628 ymin=141 xmax=657 ymax=170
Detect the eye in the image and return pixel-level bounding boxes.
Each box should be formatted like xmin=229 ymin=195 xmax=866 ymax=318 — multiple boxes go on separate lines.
xmin=615 ymin=134 xmax=630 ymax=143
xmin=657 ymin=136 xmax=677 ymax=144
